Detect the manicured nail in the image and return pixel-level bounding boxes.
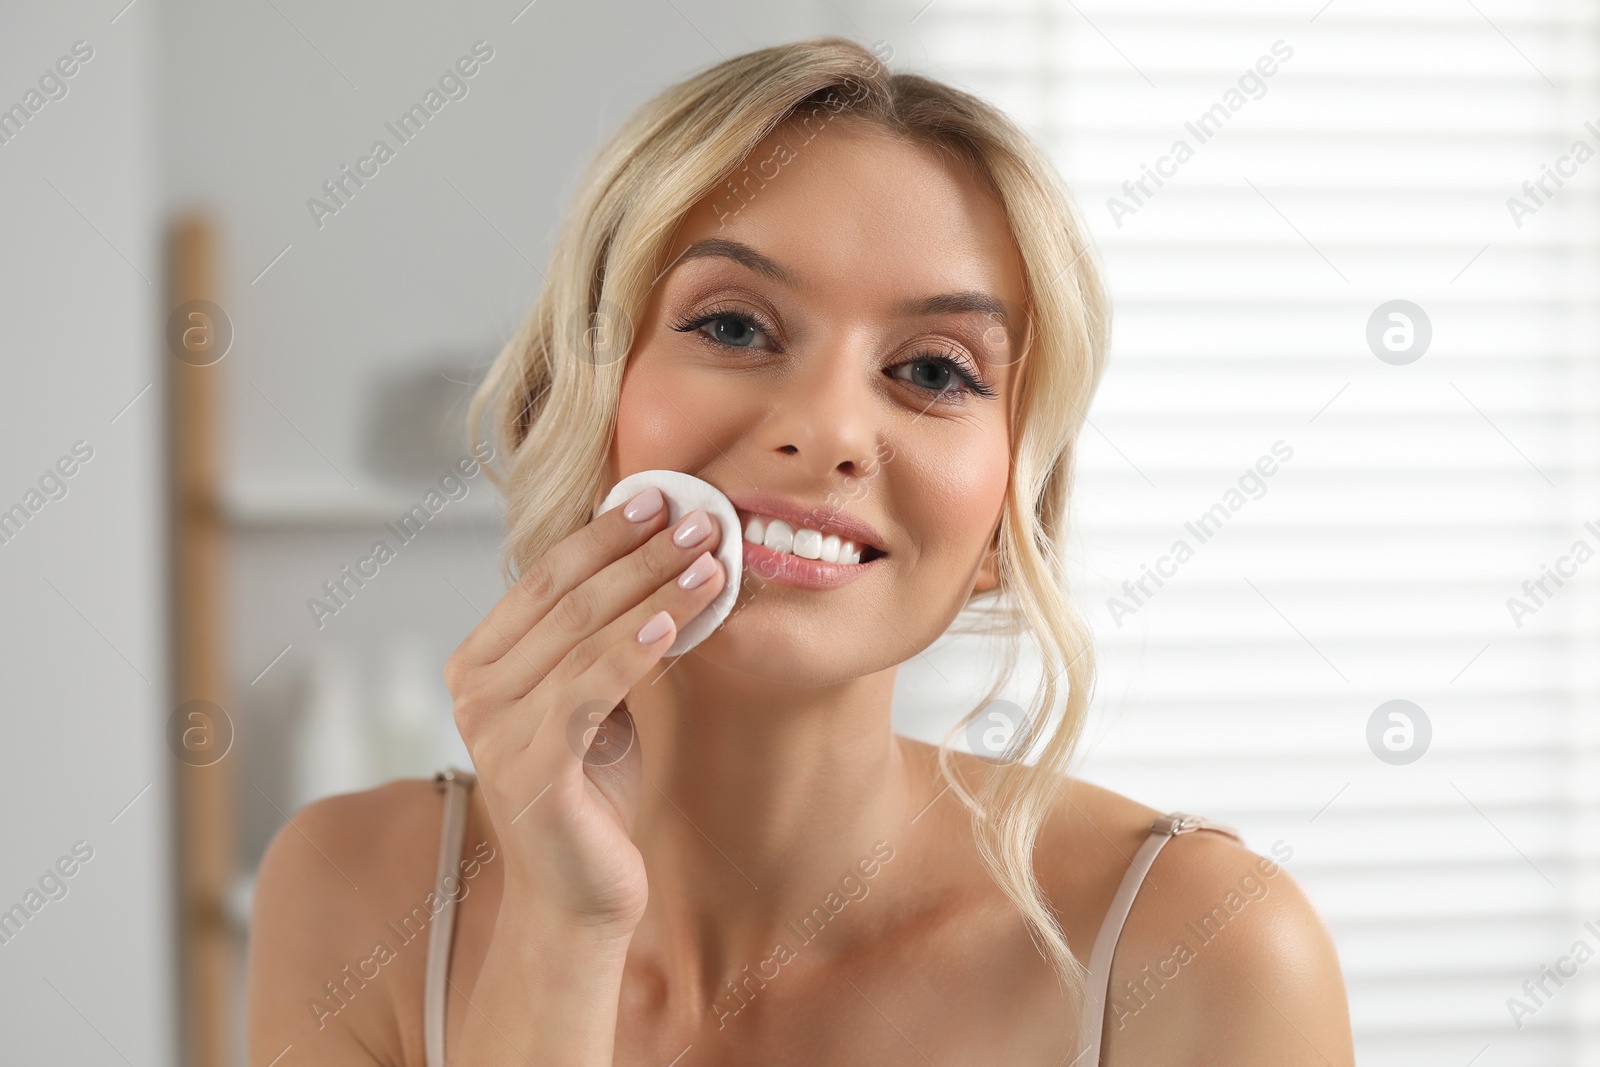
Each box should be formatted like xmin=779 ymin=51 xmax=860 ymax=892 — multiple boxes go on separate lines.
xmin=636 ymin=610 xmax=673 ymax=645
xmin=623 ymin=487 xmax=664 ymax=521
xmin=672 ymin=509 xmax=713 ymax=547
xmin=678 ymin=551 xmax=718 ymax=590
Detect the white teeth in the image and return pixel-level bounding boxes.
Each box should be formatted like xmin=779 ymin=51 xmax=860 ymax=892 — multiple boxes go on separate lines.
xmin=792 ymin=527 xmax=823 ymax=559
xmin=763 ymin=519 xmax=794 ymax=554
xmin=740 ymin=513 xmax=874 ymax=564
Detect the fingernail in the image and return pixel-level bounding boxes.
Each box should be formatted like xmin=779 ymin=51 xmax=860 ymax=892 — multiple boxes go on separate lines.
xmin=623 ymin=487 xmax=665 ymax=521
xmin=678 ymin=551 xmax=718 ymax=590
xmin=637 ymin=610 xmax=673 ymax=645
xmin=673 ymin=509 xmax=713 ymax=547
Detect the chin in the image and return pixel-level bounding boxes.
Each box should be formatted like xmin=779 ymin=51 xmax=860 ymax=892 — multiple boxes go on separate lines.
xmin=677 ymin=602 xmax=902 ymax=690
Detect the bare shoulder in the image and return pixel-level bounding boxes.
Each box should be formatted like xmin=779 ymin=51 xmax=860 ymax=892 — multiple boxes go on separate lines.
xmin=1065 ymin=784 xmax=1354 ymax=1066
xmin=246 ymin=777 xmax=446 ymax=1067
xmin=887 ymin=744 xmax=1354 ymax=1063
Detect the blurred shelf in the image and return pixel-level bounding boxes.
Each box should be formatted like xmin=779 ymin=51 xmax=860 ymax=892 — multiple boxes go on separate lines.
xmin=222 ymin=480 xmax=505 ymax=528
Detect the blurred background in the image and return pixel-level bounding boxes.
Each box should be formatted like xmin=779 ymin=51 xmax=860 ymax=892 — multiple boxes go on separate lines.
xmin=1 ymin=0 xmax=1596 ymax=1063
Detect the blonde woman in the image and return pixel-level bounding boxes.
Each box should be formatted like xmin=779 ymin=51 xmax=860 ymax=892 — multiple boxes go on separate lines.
xmin=247 ymin=37 xmax=1353 ymax=1066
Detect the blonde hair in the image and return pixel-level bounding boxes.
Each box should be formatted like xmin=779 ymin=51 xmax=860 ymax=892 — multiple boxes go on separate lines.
xmin=468 ymin=36 xmax=1111 ymax=1007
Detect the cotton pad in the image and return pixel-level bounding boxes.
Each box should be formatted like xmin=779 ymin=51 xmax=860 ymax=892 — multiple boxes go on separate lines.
xmin=597 ymin=469 xmax=743 ymax=657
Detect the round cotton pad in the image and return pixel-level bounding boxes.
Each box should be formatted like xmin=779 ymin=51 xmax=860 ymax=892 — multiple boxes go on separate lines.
xmin=597 ymin=469 xmax=743 ymax=657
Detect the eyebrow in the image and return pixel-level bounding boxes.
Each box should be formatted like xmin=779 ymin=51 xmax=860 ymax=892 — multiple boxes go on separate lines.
xmin=673 ymin=237 xmax=1011 ymax=333
xmin=676 ymin=237 xmax=797 ymax=286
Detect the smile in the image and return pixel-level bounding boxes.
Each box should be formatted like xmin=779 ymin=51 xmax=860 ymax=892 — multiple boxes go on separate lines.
xmin=741 ymin=514 xmax=880 ymax=564
xmin=730 ymin=500 xmax=888 ymax=590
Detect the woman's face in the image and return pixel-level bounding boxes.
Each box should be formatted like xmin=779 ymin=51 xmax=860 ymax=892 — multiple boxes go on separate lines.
xmin=609 ymin=116 xmax=1029 ymax=687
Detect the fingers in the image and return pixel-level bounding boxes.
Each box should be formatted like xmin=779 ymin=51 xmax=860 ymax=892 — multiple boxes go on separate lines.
xmin=518 ymin=544 xmax=731 ymax=771
xmin=448 ymin=486 xmax=670 ymax=672
xmin=478 ymin=506 xmax=725 ymax=703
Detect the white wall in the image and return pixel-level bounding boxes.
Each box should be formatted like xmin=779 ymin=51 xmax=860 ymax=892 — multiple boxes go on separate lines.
xmin=0 ymin=1 xmax=173 ymax=1063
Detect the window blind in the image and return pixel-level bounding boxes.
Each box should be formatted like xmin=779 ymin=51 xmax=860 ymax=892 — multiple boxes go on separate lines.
xmin=889 ymin=2 xmax=1600 ymax=1062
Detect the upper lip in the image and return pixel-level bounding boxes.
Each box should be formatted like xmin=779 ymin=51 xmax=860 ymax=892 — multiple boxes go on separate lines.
xmin=725 ymin=491 xmax=888 ymax=554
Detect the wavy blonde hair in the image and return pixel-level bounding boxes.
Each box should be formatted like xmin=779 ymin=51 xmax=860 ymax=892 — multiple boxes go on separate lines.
xmin=468 ymin=36 xmax=1111 ymax=1006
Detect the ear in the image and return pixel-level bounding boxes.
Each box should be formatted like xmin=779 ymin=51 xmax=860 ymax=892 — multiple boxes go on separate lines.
xmin=971 ymin=529 xmax=1002 ymax=594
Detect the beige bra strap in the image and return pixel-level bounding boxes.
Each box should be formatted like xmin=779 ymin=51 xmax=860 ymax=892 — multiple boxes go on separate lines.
xmin=425 ymin=767 xmax=476 ymax=1067
xmin=1073 ymin=812 xmax=1244 ymax=1067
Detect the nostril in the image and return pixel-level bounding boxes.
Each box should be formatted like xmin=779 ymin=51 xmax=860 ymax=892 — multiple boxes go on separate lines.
xmin=778 ymin=444 xmax=799 ymax=455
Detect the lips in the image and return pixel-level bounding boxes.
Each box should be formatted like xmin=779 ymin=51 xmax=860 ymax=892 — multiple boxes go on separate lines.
xmin=738 ymin=536 xmax=884 ymax=589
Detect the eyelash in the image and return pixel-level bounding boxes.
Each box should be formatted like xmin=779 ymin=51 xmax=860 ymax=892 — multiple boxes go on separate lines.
xmin=669 ymin=306 xmax=998 ymax=401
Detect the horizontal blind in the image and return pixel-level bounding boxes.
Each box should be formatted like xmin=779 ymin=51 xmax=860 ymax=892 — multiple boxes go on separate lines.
xmin=891 ymin=1 xmax=1600 ymax=1063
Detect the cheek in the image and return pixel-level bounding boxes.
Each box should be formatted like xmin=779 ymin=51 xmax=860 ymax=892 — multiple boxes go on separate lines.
xmin=612 ymin=351 xmax=745 ymax=476
xmin=902 ymin=431 xmax=1009 ymax=558
xmin=612 ymin=365 xmax=684 ymax=473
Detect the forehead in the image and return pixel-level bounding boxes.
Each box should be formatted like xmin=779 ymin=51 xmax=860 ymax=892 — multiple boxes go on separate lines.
xmin=664 ymin=117 xmax=1028 ymax=324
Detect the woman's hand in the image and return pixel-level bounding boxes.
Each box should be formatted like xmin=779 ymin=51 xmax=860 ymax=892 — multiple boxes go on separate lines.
xmin=445 ymin=485 xmax=728 ymax=940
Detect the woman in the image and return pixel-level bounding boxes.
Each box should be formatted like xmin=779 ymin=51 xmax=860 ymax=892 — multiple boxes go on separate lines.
xmin=247 ymin=37 xmax=1353 ymax=1066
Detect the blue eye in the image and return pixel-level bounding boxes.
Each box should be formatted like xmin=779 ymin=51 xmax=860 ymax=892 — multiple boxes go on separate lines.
xmin=705 ymin=314 xmax=762 ymax=347
xmin=889 ymin=356 xmax=997 ymax=400
xmin=672 ymin=309 xmax=772 ymax=350
xmin=675 ymin=313 xmax=998 ymax=409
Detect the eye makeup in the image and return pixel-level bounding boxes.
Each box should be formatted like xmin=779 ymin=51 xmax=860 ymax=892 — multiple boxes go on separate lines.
xmin=669 ymin=303 xmax=998 ymax=403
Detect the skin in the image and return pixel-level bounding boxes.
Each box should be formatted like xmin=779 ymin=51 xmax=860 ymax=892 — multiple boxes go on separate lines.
xmin=246 ymin=118 xmax=1354 ymax=1066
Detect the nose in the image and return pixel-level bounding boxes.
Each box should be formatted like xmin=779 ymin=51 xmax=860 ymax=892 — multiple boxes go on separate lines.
xmin=759 ymin=339 xmax=882 ymax=484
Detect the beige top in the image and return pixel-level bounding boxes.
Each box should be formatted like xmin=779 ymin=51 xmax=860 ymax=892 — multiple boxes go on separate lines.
xmin=422 ymin=767 xmax=1243 ymax=1067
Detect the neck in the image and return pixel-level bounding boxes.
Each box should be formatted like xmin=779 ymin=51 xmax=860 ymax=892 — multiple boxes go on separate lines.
xmin=621 ymin=655 xmax=918 ymax=1008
